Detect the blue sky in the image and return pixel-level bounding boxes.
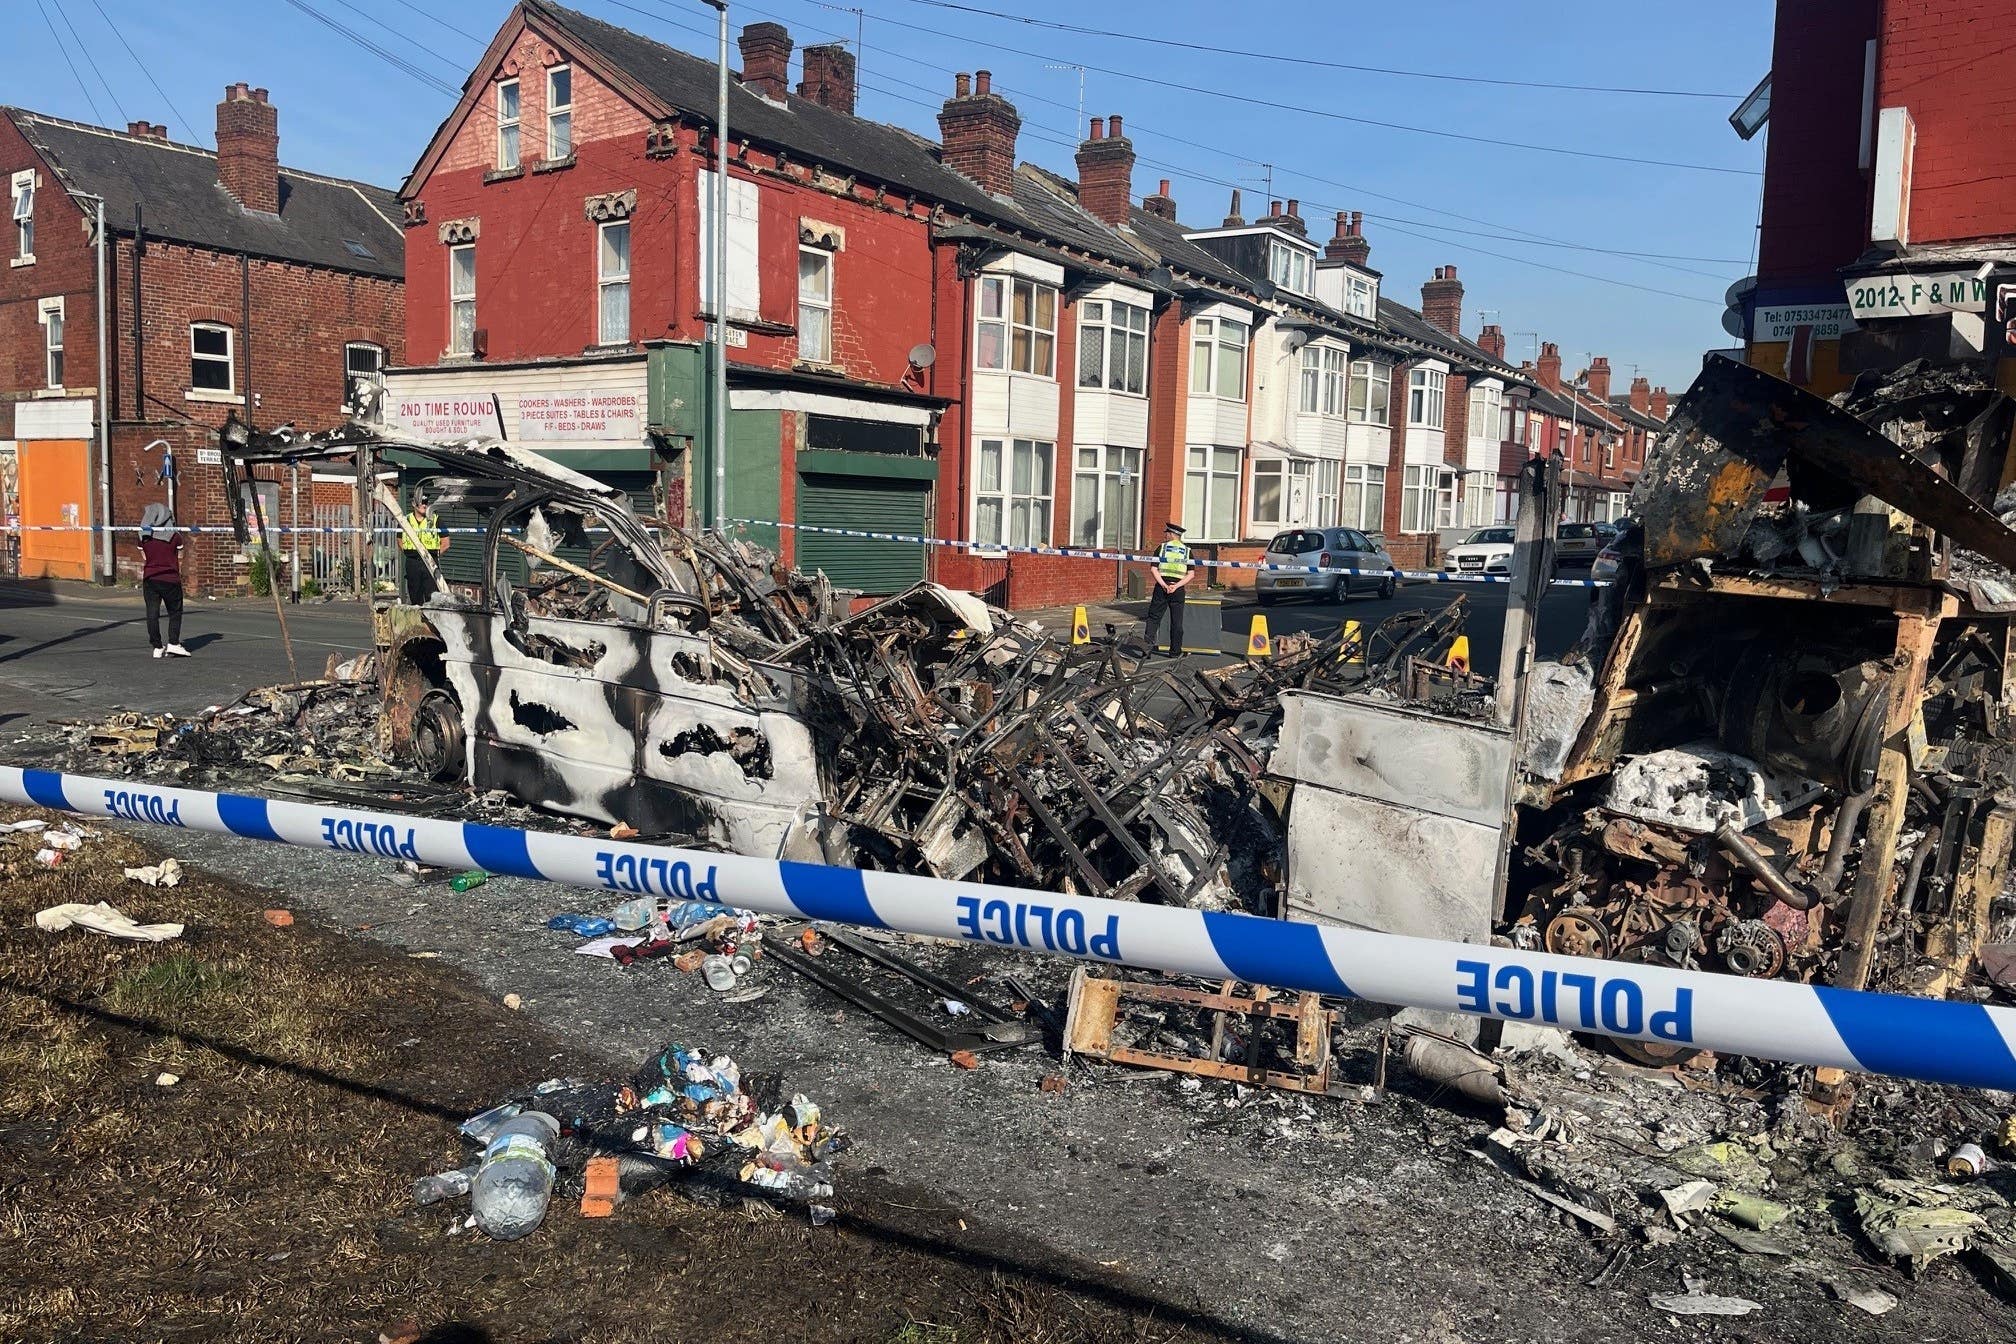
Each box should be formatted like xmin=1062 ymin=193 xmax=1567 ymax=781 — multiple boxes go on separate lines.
xmin=17 ymin=0 xmax=1772 ymax=388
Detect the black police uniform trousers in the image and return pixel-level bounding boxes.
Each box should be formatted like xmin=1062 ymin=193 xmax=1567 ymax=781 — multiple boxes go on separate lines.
xmin=1144 ymin=583 xmax=1187 ymax=654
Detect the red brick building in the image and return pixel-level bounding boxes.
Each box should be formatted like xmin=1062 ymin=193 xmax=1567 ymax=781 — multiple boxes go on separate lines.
xmin=1 ymin=90 xmax=404 ymax=589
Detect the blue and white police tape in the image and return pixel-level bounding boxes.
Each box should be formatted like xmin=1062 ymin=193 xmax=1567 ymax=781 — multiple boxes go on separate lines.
xmin=5 ymin=764 xmax=2011 ymax=1092
xmin=730 ymin=518 xmax=1612 ymax=590
xmin=0 ymin=523 xmax=497 ymax=536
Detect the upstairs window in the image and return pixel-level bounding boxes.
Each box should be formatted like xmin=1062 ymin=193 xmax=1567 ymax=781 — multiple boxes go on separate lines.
xmin=598 ymin=221 xmax=631 ymax=345
xmin=11 ymin=170 xmax=33 ymax=261
xmin=1467 ymin=381 xmax=1504 ymax=441
xmin=39 ymin=297 xmax=62 ymax=387
xmin=448 ymin=244 xmax=477 ymax=354
xmin=344 ymin=341 xmax=385 ymax=380
xmin=797 ymin=245 xmax=832 ymax=363
xmin=1300 ymin=345 xmax=1347 ymax=416
xmin=190 ymin=322 xmax=234 ymax=393
xmin=1344 ymin=274 xmax=1374 ymax=319
xmin=1267 ymin=240 xmax=1312 ymax=296
xmin=1348 ymin=359 xmax=1390 ymax=425
xmin=1077 ymin=298 xmax=1148 ymax=395
xmin=1189 ymin=316 xmax=1248 ymax=400
xmin=975 ymin=274 xmax=1056 ymax=377
xmin=496 ymin=79 xmax=521 ymax=170
xmin=546 ymin=66 xmax=573 ymax=159
xmin=1407 ymin=366 xmax=1446 ymax=429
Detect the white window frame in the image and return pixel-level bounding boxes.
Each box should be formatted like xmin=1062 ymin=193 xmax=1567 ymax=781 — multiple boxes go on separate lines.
xmin=1071 ymin=443 xmax=1143 ymax=551
xmin=1189 ymin=316 xmax=1248 ymax=400
xmin=546 ymin=65 xmax=573 ymax=159
xmin=974 ymin=274 xmax=1056 ymax=377
xmin=449 ymin=243 xmax=477 ymax=355
xmin=598 ymin=220 xmax=632 ymax=345
xmin=1315 ymin=458 xmax=1341 ymax=527
xmin=1076 ymin=298 xmax=1149 ymax=396
xmin=1348 ymin=359 xmax=1390 ymax=425
xmin=1400 ymin=462 xmax=1440 ymax=533
xmin=190 ymin=321 xmax=234 ymax=394
xmin=1183 ymin=444 xmax=1242 ymax=541
xmin=11 ymin=170 xmax=34 ymax=263
xmin=1603 ymin=434 xmax=1617 ymax=471
xmin=496 ymin=79 xmax=521 ymax=170
xmin=1467 ymin=381 xmax=1504 ymax=442
xmin=38 ymin=296 xmax=62 ymax=388
xmin=1268 ymin=240 xmax=1312 ymax=296
xmin=1343 ymin=462 xmax=1386 ymax=532
xmin=1252 ymin=456 xmax=1315 ymax=530
xmin=1344 ymin=274 xmax=1374 ymax=318
xmin=697 ymin=170 xmax=761 ymax=321
xmin=1461 ymin=476 xmax=1494 ymax=527
xmin=1297 ymin=345 xmax=1347 ymax=417
xmin=797 ymin=244 xmax=832 ymax=364
xmin=973 ymin=437 xmax=1055 ymax=550
xmin=1435 ymin=470 xmax=1457 ymax=529
xmin=344 ymin=341 xmax=385 ymax=380
xmin=1408 ymin=366 xmax=1447 ymax=429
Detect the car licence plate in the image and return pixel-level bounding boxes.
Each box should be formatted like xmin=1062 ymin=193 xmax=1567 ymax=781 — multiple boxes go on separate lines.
xmin=1276 ymin=577 xmax=1304 ymax=588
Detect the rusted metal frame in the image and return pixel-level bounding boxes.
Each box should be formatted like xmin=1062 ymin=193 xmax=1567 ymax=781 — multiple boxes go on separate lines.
xmin=759 ymin=926 xmax=1041 ymax=1055
xmin=1006 ymin=772 xmax=1116 ymax=898
xmin=1030 ymin=720 xmax=1163 ymax=877
xmin=1066 ymin=972 xmax=1340 ymax=1096
xmin=1834 ymin=593 xmax=1955 ymax=989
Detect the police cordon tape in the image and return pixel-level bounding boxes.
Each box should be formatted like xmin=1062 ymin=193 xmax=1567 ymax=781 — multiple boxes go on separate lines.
xmin=729 ymin=518 xmax=1612 ymax=589
xmin=6 ymin=765 xmax=2013 ymax=1092
xmin=0 ymin=519 xmax=1611 ymax=587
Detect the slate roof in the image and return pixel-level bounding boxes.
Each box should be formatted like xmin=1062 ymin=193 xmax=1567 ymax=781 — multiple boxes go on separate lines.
xmin=1608 ymin=397 xmax=1665 ymax=431
xmin=1375 ymin=296 xmax=1519 ymax=376
xmin=4 ymin=109 xmax=403 ymax=279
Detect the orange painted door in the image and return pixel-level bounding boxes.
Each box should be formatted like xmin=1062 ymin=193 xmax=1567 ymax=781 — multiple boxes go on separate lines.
xmin=18 ymin=439 xmax=91 ymax=580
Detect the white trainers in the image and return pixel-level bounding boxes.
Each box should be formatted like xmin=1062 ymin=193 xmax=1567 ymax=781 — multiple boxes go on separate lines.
xmin=152 ymin=647 xmax=164 ymax=659
xmin=164 ymin=644 xmax=191 ymax=657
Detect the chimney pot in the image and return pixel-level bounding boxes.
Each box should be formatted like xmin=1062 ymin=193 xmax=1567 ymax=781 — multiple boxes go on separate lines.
xmin=1088 ymin=116 xmax=1104 ymax=140
xmin=954 ymin=72 xmax=971 ymax=97
xmin=1108 ymin=114 xmax=1122 ymax=138
xmin=1144 ymin=178 xmax=1177 ymax=221
xmin=1159 ymin=178 xmax=1170 ymax=195
xmin=1223 ymin=187 xmax=1245 ymax=227
xmin=1286 ymin=198 xmax=1299 ymax=217
xmin=974 ymin=69 xmax=992 ymax=94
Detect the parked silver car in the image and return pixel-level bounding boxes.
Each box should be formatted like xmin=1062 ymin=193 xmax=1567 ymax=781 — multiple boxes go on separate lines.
xmin=1255 ymin=526 xmax=1398 ymax=606
xmin=1554 ymin=521 xmax=1606 ymax=566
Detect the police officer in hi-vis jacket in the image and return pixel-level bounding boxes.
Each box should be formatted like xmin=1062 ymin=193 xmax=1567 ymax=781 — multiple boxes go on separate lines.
xmin=1143 ymin=522 xmax=1192 ymax=655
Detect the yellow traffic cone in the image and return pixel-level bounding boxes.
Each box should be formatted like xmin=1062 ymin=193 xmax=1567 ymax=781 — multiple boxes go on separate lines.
xmin=1446 ymin=634 xmax=1471 ymax=673
xmin=1247 ymin=612 xmax=1272 ymax=658
xmin=1071 ymin=605 xmax=1091 ymax=645
xmin=1339 ymin=619 xmax=1364 ymax=664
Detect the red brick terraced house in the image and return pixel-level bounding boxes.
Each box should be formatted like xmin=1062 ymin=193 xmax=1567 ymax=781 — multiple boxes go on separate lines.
xmin=0 ymin=90 xmax=404 ymax=590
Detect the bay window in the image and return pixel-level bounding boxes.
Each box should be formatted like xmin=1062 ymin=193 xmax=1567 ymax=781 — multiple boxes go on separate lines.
xmin=975 ymin=274 xmax=1056 ymax=376
xmin=1189 ymin=317 xmax=1248 ymax=399
xmin=1071 ymin=444 xmax=1143 ymax=550
xmin=975 ymin=437 xmax=1054 ymax=548
xmin=1408 ymin=366 xmax=1446 ymax=429
xmin=1342 ymin=463 xmax=1385 ymax=532
xmin=1348 ymin=360 xmax=1390 ymax=425
xmin=1467 ymin=381 xmax=1504 ymax=441
xmin=1400 ymin=463 xmax=1440 ymax=533
xmin=1462 ymin=478 xmax=1494 ymax=526
xmin=1184 ymin=445 xmax=1241 ymax=540
xmin=1300 ymin=345 xmax=1347 ymax=416
xmin=1077 ymin=298 xmax=1148 ymax=394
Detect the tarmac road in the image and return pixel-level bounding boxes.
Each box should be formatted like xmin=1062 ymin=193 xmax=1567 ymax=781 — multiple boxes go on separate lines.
xmin=1217 ymin=577 xmax=1597 ymax=669
xmin=0 ymin=580 xmax=375 ymax=731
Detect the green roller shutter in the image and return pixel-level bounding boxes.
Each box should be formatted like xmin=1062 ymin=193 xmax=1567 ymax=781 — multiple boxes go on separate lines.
xmin=796 ymin=473 xmax=930 ymax=593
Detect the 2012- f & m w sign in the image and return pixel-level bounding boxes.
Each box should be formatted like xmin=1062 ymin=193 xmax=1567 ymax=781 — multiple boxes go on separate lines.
xmin=1847 ymin=269 xmax=1989 ymax=320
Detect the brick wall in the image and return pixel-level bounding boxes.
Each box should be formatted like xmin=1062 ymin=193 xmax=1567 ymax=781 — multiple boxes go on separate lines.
xmin=1759 ymin=0 xmax=1881 ymax=287
xmin=1877 ymin=0 xmax=2016 ymax=244
xmin=0 ymin=117 xmax=99 ymax=440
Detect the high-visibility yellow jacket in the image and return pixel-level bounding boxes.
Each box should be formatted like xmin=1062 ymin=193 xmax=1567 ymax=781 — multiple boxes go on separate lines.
xmin=400 ymin=510 xmax=442 ymax=553
xmin=1155 ymin=539 xmax=1191 ymax=580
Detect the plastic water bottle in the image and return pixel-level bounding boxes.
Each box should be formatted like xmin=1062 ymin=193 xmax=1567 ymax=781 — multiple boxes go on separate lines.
xmin=470 ymin=1111 xmax=559 ymax=1240
xmin=411 ymin=1167 xmax=475 ymax=1206
xmin=449 ymin=870 xmax=490 ymax=893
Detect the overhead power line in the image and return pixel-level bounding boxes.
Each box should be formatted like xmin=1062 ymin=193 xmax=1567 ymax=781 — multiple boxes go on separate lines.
xmin=891 ymin=0 xmax=1746 ymax=100
xmin=50 ymin=0 xmax=128 ymax=126
xmin=84 ymin=0 xmax=206 ymax=145
xmin=33 ymin=0 xmax=107 ymax=125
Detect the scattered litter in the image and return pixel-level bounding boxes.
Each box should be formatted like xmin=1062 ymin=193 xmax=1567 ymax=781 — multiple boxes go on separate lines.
xmin=154 ymin=1072 xmax=180 ymax=1087
xmin=1712 ymin=1191 xmax=1790 ymax=1231
xmin=1830 ymin=1284 xmax=1899 ymax=1316
xmin=1854 ymin=1179 xmax=1999 ymax=1273
xmin=0 ymin=819 xmax=48 ymax=833
xmin=609 ymin=822 xmax=639 ymax=840
xmin=1039 ymin=1075 xmax=1068 ymax=1094
xmin=1712 ymin=1226 xmax=1790 ymax=1257
xmin=1947 ymin=1142 xmax=1987 ymax=1178
xmin=547 ymin=913 xmax=617 ymax=938
xmin=579 ymin=1155 xmax=622 ymax=1218
xmin=411 ymin=1168 xmax=474 ymax=1206
xmin=34 ymin=901 xmax=183 ymax=942
xmin=1659 ymin=1180 xmax=1717 ymax=1218
xmin=572 ymin=936 xmax=644 ymax=959
xmin=503 ymin=993 xmax=523 ymax=1011
xmin=1648 ymin=1273 xmax=1762 ymax=1318
xmin=122 ymin=858 xmax=183 ymax=887
xmin=949 ymin=1050 xmax=980 ymax=1070
xmin=263 ymin=909 xmax=294 ymax=928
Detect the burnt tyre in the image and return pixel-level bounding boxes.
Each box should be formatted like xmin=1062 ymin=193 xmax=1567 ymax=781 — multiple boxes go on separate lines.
xmin=411 ymin=690 xmax=467 ymax=783
xmin=1379 ymin=573 xmax=1396 ymax=599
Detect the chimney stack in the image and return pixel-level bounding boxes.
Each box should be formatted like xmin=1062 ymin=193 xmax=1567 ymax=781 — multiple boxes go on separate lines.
xmin=1584 ymin=355 xmax=1612 ymax=404
xmin=1143 ymin=177 xmax=1177 ymax=221
xmin=798 ymin=42 xmax=856 ymax=114
xmin=1628 ymin=375 xmax=1651 ymax=413
xmin=126 ymin=120 xmax=168 ymax=141
xmin=1075 ymin=112 xmax=1136 ymax=226
xmin=1223 ymin=188 xmax=1245 ymax=227
xmin=1650 ymin=385 xmax=1670 ymax=419
xmin=1420 ymin=264 xmax=1463 ymax=338
xmin=1478 ymin=323 xmax=1506 ymax=361
xmin=1325 ymin=210 xmax=1371 ymax=267
xmin=216 ymin=83 xmax=279 ymax=215
xmin=738 ymin=22 xmax=792 ymax=100
xmin=1537 ymin=342 xmax=1562 ymax=392
xmin=937 ymin=69 xmax=1020 ymax=195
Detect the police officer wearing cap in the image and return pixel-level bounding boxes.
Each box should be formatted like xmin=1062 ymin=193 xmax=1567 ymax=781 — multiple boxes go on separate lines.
xmin=399 ymin=491 xmax=450 ymax=605
xmin=1144 ymin=522 xmax=1193 ymax=655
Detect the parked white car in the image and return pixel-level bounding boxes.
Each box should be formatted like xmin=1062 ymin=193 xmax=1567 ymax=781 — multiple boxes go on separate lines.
xmin=1442 ymin=526 xmax=1517 ymax=577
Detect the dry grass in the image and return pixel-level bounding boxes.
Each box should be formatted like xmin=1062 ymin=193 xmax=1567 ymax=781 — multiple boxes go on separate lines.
xmin=0 ymin=810 xmax=1241 ymax=1344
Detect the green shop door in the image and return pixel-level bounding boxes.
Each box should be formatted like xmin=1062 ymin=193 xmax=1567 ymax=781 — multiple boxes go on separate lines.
xmin=795 ymin=472 xmax=930 ymax=593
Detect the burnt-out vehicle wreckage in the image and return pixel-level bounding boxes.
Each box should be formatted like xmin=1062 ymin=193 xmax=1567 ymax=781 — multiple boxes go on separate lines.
xmin=217 ymin=350 xmax=2016 ymax=1074
xmin=218 ymin=419 xmax=1279 ymax=912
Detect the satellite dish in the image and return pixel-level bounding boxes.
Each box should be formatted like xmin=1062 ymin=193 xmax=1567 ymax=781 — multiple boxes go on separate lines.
xmin=1725 ymin=275 xmax=1758 ymax=307
xmin=907 ymin=343 xmax=937 ymax=369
